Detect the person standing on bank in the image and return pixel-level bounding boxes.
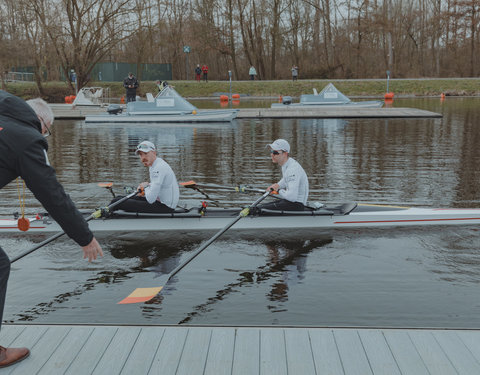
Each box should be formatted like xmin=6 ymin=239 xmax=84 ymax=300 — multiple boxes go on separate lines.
xmin=249 ymin=65 xmax=257 ymax=80
xmin=260 ymin=139 xmax=308 ymax=212
xmin=195 ymin=64 xmax=202 ymax=82
xmin=201 ymin=64 xmax=208 ymax=82
xmin=0 ymin=92 xmax=103 ymax=368
xmin=291 ymin=65 xmax=298 ymax=81
xmin=112 ymin=141 xmax=179 ymax=213
xmin=123 ymin=72 xmax=139 ymax=102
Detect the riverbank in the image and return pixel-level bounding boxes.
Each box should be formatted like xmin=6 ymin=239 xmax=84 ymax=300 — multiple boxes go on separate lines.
xmin=3 ymin=78 xmax=480 ymax=103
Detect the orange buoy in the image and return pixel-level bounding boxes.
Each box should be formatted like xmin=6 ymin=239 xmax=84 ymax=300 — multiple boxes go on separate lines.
xmin=220 ymin=95 xmax=229 ymax=101
xmin=120 ymin=96 xmax=125 ymax=104
xmin=440 ymin=93 xmax=445 ymax=100
xmin=384 ymin=92 xmax=394 ymax=100
xmin=232 ymin=94 xmax=240 ymax=99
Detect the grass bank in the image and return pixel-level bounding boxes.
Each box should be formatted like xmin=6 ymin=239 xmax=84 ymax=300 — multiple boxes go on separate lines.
xmin=3 ymin=78 xmax=480 ymax=103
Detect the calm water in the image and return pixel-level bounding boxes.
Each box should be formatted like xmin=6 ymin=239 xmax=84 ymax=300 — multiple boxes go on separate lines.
xmin=1 ymin=98 xmax=480 ymax=328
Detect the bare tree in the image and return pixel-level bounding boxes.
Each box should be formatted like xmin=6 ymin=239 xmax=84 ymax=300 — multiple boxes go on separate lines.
xmin=30 ymin=0 xmax=137 ymax=90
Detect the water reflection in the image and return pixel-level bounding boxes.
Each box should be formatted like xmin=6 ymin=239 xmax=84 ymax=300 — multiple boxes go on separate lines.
xmin=177 ymin=237 xmax=332 ymax=324
xmin=3 ymin=98 xmax=480 ymax=327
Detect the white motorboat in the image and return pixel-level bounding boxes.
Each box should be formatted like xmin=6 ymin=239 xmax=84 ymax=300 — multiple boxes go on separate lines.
xmin=2 ymin=203 xmax=480 ymax=235
xmin=271 ymin=83 xmax=384 ymax=108
xmin=85 ymin=86 xmax=238 ymax=123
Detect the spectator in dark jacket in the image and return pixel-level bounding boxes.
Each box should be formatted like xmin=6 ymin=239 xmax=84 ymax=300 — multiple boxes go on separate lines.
xmin=123 ymin=72 xmax=139 ymax=102
xmin=195 ymin=64 xmax=202 ymax=82
xmin=0 ymin=91 xmax=103 ymax=368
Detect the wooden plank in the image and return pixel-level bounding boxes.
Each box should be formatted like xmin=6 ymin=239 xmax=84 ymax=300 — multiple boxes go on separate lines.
xmin=66 ymin=327 xmax=118 ymax=374
xmin=92 ymin=326 xmax=142 ymax=375
xmin=408 ymin=330 xmax=457 ymax=375
xmin=433 ymin=330 xmax=480 ymax=374
xmin=0 ymin=325 xmax=26 ymax=347
xmin=358 ymin=330 xmax=401 ymax=375
xmin=284 ymin=328 xmax=316 ymax=375
xmin=457 ymin=331 xmax=480 ymax=361
xmin=334 ymin=329 xmax=373 ymax=375
xmin=204 ymin=328 xmax=235 ymax=375
xmin=120 ymin=327 xmax=165 ymax=375
xmin=9 ymin=326 xmax=70 ymax=375
xmin=309 ymin=329 xmax=344 ymax=375
xmin=148 ymin=327 xmax=189 ymax=374
xmin=382 ymin=330 xmax=429 ymax=375
xmin=176 ymin=327 xmax=212 ymax=375
xmin=260 ymin=328 xmax=287 ymax=375
xmin=37 ymin=326 xmax=93 ymax=375
xmin=232 ymin=328 xmax=259 ymax=375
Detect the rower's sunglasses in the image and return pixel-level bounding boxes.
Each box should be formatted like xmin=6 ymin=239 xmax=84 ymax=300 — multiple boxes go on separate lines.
xmin=270 ymin=150 xmax=282 ymax=155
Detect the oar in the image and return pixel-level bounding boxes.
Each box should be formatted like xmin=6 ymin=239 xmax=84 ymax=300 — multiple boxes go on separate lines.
xmin=10 ymin=190 xmax=139 ymax=263
xmin=180 ymin=180 xmax=265 ymax=194
xmin=98 ymin=182 xmax=116 ymax=198
xmin=118 ymin=190 xmax=272 ymax=304
xmin=180 ymin=180 xmax=319 ymax=209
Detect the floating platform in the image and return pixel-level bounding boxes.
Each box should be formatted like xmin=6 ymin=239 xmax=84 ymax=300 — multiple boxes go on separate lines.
xmin=2 ymin=324 xmax=479 ymax=374
xmin=50 ymin=104 xmax=442 ymax=120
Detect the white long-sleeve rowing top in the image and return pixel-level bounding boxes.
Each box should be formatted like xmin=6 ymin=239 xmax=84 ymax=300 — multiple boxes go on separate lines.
xmin=277 ymin=157 xmax=309 ymax=205
xmin=145 ymin=157 xmax=179 ymax=209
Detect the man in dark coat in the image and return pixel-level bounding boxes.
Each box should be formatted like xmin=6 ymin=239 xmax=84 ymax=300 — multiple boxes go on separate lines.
xmin=0 ymin=91 xmax=103 ymax=368
xmin=123 ymin=72 xmax=139 ymax=102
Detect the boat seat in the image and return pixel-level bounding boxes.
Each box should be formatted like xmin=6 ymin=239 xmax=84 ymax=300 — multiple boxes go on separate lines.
xmin=258 ymin=208 xmax=334 ymax=216
xmin=339 ymin=202 xmax=357 ymax=214
xmin=321 ymin=202 xmax=358 ymax=215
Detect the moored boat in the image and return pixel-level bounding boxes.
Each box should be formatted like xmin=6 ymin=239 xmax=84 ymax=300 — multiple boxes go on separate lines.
xmin=2 ymin=203 xmax=480 ymax=235
xmin=84 ymin=86 xmax=238 ymax=123
xmin=272 ymin=83 xmax=384 ymax=108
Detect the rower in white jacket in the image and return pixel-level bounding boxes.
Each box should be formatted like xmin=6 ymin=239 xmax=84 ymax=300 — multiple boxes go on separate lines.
xmin=111 ymin=140 xmax=179 ymax=213
xmin=262 ymin=139 xmax=309 ymax=211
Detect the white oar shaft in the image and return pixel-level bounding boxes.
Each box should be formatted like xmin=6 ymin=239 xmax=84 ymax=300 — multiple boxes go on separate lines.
xmin=10 ymin=190 xmax=138 ymax=263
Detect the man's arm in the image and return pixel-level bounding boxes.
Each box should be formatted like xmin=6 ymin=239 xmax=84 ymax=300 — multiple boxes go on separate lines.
xmin=17 ymin=138 xmax=94 ymax=247
xmin=144 ymin=172 xmax=166 ymax=204
xmin=278 ymin=173 xmax=301 ymax=202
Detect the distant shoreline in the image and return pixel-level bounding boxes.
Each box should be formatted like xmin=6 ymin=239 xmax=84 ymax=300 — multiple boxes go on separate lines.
xmin=3 ymin=78 xmax=480 ymax=103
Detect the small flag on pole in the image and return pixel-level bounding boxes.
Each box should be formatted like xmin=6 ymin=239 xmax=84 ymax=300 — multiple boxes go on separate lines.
xmin=117 ymin=287 xmax=163 ymax=304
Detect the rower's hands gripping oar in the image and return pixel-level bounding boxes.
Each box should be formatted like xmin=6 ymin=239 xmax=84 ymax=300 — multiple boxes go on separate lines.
xmin=10 ymin=189 xmax=139 ymax=264
xmin=118 ymin=189 xmax=273 ymax=304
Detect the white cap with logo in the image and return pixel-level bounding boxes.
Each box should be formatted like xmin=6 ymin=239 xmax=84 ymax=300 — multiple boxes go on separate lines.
xmin=135 ymin=140 xmax=156 ymax=154
xmin=267 ymin=139 xmax=290 ymax=153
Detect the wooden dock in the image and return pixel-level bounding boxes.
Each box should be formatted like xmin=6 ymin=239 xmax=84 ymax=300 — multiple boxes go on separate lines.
xmin=1 ymin=324 xmax=479 ymax=374
xmin=50 ymin=104 xmax=442 ymax=120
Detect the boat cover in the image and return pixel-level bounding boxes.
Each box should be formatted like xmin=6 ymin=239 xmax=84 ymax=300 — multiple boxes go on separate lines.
xmin=300 ymin=83 xmax=351 ymax=105
xmin=126 ymin=86 xmax=197 ymax=114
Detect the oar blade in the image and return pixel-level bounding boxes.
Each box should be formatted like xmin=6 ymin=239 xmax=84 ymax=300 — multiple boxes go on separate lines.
xmin=179 ymin=180 xmax=197 ymax=187
xmin=98 ymin=182 xmax=113 ymax=188
xmin=117 ymin=286 xmax=163 ymax=304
